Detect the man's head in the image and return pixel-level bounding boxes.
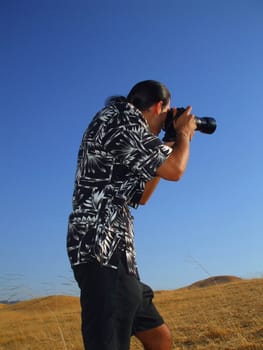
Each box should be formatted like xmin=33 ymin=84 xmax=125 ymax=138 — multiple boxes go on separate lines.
xmin=127 ymin=80 xmax=171 ymax=135
xmin=127 ymin=80 xmax=171 ymax=112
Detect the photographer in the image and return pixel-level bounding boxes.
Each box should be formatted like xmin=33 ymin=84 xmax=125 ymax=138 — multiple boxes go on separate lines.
xmin=67 ymin=80 xmax=196 ymax=350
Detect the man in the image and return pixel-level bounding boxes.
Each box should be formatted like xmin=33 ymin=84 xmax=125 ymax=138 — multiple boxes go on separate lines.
xmin=67 ymin=80 xmax=196 ymax=350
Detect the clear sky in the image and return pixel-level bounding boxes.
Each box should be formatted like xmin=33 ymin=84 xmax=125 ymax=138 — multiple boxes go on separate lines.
xmin=1 ymin=0 xmax=263 ymax=300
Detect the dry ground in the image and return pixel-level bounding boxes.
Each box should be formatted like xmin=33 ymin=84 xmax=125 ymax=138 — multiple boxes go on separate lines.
xmin=0 ymin=277 xmax=263 ymax=349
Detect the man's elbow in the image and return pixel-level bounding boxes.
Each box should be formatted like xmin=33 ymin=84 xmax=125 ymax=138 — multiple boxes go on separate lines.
xmin=172 ymin=168 xmax=185 ymax=181
xmin=157 ymin=157 xmax=187 ymax=181
xmin=160 ymin=167 xmax=185 ymax=181
xmin=139 ymin=198 xmax=148 ymax=205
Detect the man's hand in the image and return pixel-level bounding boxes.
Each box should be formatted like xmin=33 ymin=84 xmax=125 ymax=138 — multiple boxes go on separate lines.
xmin=172 ymin=106 xmax=196 ymax=141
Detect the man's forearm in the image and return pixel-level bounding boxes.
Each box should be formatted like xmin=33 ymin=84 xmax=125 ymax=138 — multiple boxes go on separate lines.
xmin=157 ymin=132 xmax=191 ymax=181
xmin=169 ymin=132 xmax=191 ymax=177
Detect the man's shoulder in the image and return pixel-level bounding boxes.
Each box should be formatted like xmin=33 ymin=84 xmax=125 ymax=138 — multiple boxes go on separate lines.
xmin=98 ymin=102 xmax=145 ymax=128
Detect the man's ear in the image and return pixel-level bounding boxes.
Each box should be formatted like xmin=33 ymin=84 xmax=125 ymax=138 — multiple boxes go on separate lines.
xmin=153 ymin=100 xmax=163 ymax=114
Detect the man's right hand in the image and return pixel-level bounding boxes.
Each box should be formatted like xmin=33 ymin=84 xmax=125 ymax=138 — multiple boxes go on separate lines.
xmin=172 ymin=106 xmax=196 ymax=142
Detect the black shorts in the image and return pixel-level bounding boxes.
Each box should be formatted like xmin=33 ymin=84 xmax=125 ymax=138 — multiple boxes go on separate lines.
xmin=73 ymin=254 xmax=164 ymax=350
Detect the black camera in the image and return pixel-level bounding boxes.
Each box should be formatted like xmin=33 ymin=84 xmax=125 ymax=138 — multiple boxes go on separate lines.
xmin=163 ymin=107 xmax=217 ymax=141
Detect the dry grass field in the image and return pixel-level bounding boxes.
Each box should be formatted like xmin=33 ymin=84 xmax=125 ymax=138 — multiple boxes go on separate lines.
xmin=0 ymin=277 xmax=263 ymax=350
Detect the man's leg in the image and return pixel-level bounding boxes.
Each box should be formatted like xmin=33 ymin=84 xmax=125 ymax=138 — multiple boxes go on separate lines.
xmin=132 ymin=283 xmax=172 ymax=350
xmin=74 ymin=261 xmax=120 ymax=349
xmin=73 ymin=257 xmax=142 ymax=350
xmin=135 ymin=324 xmax=172 ymax=350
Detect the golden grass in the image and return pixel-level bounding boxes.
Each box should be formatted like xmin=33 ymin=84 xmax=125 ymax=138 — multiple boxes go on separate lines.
xmin=1 ymin=278 xmax=263 ymax=349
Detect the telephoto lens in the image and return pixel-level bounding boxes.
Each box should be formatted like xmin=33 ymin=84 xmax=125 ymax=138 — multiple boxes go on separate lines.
xmin=195 ymin=116 xmax=217 ymax=134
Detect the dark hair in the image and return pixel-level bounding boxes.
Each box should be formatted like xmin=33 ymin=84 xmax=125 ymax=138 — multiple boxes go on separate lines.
xmin=105 ymin=95 xmax=127 ymax=106
xmin=127 ymin=80 xmax=171 ymax=111
xmin=105 ymin=80 xmax=171 ymax=112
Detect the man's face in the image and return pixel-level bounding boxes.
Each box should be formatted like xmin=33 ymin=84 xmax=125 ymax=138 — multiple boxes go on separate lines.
xmin=158 ymin=100 xmax=171 ymax=123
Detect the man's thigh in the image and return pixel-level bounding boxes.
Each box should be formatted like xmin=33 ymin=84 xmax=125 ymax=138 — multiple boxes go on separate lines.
xmin=73 ymin=258 xmax=142 ymax=350
xmin=132 ymin=282 xmax=164 ymax=334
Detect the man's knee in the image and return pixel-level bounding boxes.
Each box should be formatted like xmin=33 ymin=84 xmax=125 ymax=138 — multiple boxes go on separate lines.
xmin=135 ymin=324 xmax=172 ymax=350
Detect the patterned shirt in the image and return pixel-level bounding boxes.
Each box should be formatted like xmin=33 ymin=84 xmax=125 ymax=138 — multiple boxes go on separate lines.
xmin=67 ymin=102 xmax=172 ymax=276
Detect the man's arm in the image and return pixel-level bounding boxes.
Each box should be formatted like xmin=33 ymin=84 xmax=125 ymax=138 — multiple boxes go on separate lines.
xmin=157 ymin=106 xmax=196 ymax=181
xmin=139 ymin=133 xmax=189 ymax=204
xmin=139 ymin=107 xmax=195 ymax=204
xmin=157 ymin=132 xmax=191 ymax=181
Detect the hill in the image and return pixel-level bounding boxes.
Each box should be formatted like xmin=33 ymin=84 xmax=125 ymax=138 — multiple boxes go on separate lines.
xmin=187 ymin=275 xmax=242 ymax=288
xmin=0 ymin=277 xmax=263 ymax=349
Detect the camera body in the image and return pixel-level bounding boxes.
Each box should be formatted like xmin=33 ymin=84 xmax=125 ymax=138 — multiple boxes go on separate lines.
xmin=163 ymin=107 xmax=217 ymax=140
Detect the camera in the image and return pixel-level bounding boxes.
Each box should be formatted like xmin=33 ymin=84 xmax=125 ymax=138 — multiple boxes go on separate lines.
xmin=163 ymin=107 xmax=217 ymax=140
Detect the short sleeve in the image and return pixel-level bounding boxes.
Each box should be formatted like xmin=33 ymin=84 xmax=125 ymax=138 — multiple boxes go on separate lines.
xmin=103 ymin=117 xmax=172 ymax=182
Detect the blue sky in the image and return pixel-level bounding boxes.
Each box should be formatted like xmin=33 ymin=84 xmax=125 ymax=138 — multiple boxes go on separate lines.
xmin=1 ymin=0 xmax=263 ymax=300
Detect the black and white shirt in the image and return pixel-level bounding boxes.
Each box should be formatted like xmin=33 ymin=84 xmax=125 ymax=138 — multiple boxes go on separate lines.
xmin=67 ymin=102 xmax=172 ymax=276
